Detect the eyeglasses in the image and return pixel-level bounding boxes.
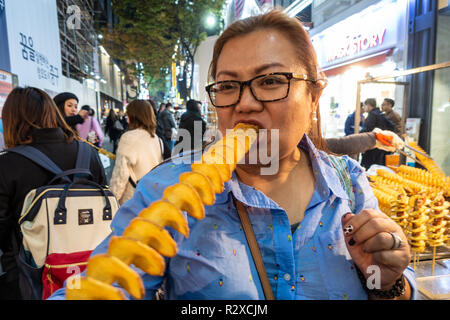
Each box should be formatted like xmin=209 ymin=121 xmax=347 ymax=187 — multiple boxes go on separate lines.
xmin=205 ymin=72 xmax=322 ymax=108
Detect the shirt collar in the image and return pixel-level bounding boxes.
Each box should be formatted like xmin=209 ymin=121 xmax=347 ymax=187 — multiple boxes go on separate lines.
xmin=216 ymin=134 xmax=350 ymax=206
xmin=31 ymin=128 xmax=67 ymax=144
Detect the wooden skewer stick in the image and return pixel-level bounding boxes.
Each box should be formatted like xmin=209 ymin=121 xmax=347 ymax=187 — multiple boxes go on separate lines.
xmin=431 ymin=246 xmax=436 ymax=276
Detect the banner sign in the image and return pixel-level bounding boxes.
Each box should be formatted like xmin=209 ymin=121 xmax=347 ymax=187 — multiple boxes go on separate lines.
xmin=5 ymin=0 xmax=62 ymax=91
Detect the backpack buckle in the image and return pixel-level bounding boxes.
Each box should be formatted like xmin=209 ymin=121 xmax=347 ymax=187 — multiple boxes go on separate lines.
xmin=54 ymin=208 xmax=67 ymax=225
xmin=103 ymin=207 xmax=112 ymax=221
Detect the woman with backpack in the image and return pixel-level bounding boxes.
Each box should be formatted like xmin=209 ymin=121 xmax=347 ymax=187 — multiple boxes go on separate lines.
xmin=109 ymin=100 xmax=163 ymax=205
xmin=0 ymin=87 xmax=107 ymax=300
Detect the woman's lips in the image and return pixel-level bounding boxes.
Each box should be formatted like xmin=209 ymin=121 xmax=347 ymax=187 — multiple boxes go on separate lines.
xmin=234 ymin=119 xmax=265 ymax=129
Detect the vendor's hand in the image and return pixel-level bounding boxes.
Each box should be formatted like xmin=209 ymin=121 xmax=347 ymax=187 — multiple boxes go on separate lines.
xmin=373 ymin=128 xmax=405 ymax=152
xmin=342 ymin=209 xmax=411 ymax=291
xmin=79 ymin=109 xmax=89 ymax=120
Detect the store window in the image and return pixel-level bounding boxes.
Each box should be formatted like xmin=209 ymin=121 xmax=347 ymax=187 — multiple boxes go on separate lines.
xmin=320 ymin=58 xmax=406 ymax=138
xmin=429 ymin=9 xmax=450 ymax=175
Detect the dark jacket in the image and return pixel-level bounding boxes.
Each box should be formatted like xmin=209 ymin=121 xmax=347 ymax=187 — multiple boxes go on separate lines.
xmin=0 ymin=128 xmax=106 ymax=299
xmin=174 ymin=110 xmax=206 ymax=152
xmin=64 ymin=115 xmax=84 ymax=130
xmin=157 ymin=109 xmax=176 ymax=141
xmin=361 ymin=108 xmax=392 ymax=133
xmin=105 ymin=115 xmax=123 ymax=141
xmin=344 ymin=112 xmax=365 ymax=136
xmin=360 ymin=108 xmax=390 ymax=169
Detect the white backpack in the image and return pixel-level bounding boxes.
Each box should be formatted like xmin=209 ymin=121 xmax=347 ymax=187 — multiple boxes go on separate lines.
xmin=9 ymin=141 xmax=119 ymax=299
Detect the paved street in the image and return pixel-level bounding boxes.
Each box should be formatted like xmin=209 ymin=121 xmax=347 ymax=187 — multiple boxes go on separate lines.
xmin=99 ymin=134 xmax=116 ymax=185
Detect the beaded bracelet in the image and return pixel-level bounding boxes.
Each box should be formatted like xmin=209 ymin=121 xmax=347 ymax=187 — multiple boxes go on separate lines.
xmin=355 ymin=266 xmax=406 ymax=299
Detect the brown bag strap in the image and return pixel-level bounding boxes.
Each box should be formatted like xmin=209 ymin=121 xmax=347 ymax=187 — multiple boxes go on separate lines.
xmin=233 ymin=197 xmax=275 ymax=300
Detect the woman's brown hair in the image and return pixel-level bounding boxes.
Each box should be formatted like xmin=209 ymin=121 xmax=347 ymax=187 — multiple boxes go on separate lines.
xmin=126 ymin=100 xmax=156 ymax=137
xmin=2 ymin=87 xmax=76 ymax=148
xmin=208 ymin=9 xmax=328 ymax=151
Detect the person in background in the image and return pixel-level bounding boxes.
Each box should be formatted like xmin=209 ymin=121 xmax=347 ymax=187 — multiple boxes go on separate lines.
xmin=53 ymin=92 xmax=89 ymax=130
xmin=344 ymin=102 xmax=365 ymax=136
xmin=360 ymin=98 xmax=392 ymax=169
xmin=0 ymin=87 xmax=106 ymax=300
xmin=147 ymin=100 xmax=171 ymax=160
xmin=157 ymin=102 xmax=177 ymax=151
xmin=118 ymin=110 xmax=129 ymax=132
xmin=381 ymin=98 xmax=402 ymax=135
xmin=105 ymin=108 xmax=123 ymax=154
xmin=109 ymin=100 xmax=163 ymax=205
xmin=158 ymin=102 xmax=166 ymax=116
xmin=148 ymin=100 xmax=158 ymax=117
xmin=75 ymin=105 xmax=104 ymax=148
xmin=50 ymin=10 xmax=415 ymax=300
xmin=174 ymin=99 xmax=206 ymax=153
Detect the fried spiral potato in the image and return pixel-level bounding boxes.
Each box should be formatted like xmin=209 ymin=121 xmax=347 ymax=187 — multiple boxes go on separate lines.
xmin=408 ymin=141 xmax=446 ymax=178
xmin=391 ymin=193 xmax=410 ymax=235
xmin=376 ymin=169 xmax=429 ymax=195
xmin=371 ymin=185 xmax=409 ymax=235
xmin=427 ymin=194 xmax=449 ymax=247
xmin=66 ymin=123 xmax=259 ymax=300
xmin=396 ymin=165 xmax=448 ymax=197
xmin=371 ymin=186 xmax=395 ymax=214
xmin=408 ymin=194 xmax=430 ymax=253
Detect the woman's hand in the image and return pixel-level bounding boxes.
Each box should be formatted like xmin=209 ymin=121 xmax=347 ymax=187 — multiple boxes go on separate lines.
xmin=373 ymin=128 xmax=405 ymax=152
xmin=341 ymin=209 xmax=411 ymax=296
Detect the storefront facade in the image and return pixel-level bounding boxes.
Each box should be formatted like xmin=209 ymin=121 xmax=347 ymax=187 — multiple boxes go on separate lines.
xmin=310 ymin=0 xmax=409 ymax=138
xmin=429 ymin=2 xmax=450 ymax=175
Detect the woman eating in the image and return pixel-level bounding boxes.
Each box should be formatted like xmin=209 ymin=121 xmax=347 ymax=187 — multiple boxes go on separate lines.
xmin=50 ymin=10 xmax=416 ymax=300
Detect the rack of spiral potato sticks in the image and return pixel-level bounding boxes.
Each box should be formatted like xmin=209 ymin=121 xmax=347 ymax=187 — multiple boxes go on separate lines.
xmin=369 ymin=142 xmax=449 ymax=275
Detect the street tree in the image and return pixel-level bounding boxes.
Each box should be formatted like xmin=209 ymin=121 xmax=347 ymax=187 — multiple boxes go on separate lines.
xmin=100 ymin=0 xmax=225 ymax=100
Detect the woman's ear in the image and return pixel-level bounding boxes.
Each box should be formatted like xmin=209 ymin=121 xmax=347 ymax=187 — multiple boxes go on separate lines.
xmin=312 ymin=87 xmax=324 ymax=109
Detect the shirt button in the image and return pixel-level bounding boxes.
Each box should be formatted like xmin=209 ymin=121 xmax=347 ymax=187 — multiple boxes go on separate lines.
xmin=283 ymin=273 xmax=291 ymax=281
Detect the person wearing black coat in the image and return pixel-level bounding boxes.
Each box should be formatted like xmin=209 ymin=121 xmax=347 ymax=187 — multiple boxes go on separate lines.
xmin=157 ymin=103 xmax=177 ymax=149
xmin=104 ymin=108 xmax=123 ymax=154
xmin=53 ymin=92 xmax=88 ymax=130
xmin=0 ymin=87 xmax=106 ymax=300
xmin=360 ymin=98 xmax=392 ymax=169
xmin=174 ymin=100 xmax=206 ymax=154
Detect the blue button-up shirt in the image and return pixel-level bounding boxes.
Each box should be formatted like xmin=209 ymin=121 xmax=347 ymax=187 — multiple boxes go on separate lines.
xmin=50 ymin=135 xmax=417 ymax=300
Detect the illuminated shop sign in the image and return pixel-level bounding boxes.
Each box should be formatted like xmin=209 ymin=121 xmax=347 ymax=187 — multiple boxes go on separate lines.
xmin=326 ymin=28 xmax=387 ymax=62
xmin=311 ymin=0 xmax=406 ymax=69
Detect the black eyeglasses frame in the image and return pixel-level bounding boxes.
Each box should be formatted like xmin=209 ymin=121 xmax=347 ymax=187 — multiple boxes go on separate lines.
xmin=205 ymin=72 xmax=321 ymax=108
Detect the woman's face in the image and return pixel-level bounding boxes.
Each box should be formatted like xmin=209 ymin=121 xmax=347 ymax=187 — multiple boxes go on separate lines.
xmin=214 ymin=29 xmax=317 ymax=160
xmin=64 ymin=99 xmax=78 ymax=117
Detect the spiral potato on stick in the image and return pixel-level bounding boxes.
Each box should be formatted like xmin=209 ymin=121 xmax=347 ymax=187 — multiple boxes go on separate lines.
xmin=408 ymin=194 xmax=430 ymax=254
xmin=66 ymin=123 xmax=259 ymax=300
xmin=427 ymin=194 xmax=449 ymax=248
xmin=371 ymin=183 xmax=409 ymax=236
xmin=408 ymin=141 xmax=446 ymax=178
xmin=396 ymin=165 xmax=448 ymax=197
